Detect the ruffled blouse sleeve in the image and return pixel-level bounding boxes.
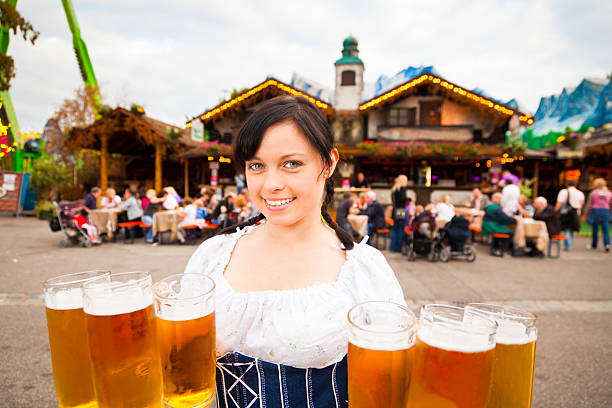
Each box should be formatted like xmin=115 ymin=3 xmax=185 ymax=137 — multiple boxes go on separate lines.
xmin=345 ymin=242 xmax=406 ymax=307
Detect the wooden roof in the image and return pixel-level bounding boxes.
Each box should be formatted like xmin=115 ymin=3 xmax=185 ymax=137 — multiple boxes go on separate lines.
xmin=70 ymin=107 xmax=186 ymax=156
xmin=359 ymin=73 xmax=535 ymax=126
xmin=188 ymin=78 xmax=330 ymax=125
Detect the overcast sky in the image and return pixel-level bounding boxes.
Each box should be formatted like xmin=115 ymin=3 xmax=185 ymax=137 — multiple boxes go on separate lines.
xmin=10 ymin=0 xmax=612 ymax=132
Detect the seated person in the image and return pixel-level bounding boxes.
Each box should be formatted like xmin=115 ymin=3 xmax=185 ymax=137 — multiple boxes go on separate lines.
xmin=208 ymin=192 xmax=236 ymax=224
xmin=470 ymin=188 xmax=489 ymax=211
xmin=194 ymin=198 xmax=207 ymax=220
xmin=435 ymin=195 xmax=455 ymax=222
xmin=162 ymin=188 xmax=179 ymax=210
xmin=117 ymin=188 xmax=143 ymax=222
xmin=517 ymin=195 xmax=535 ymax=218
xmin=362 ymin=191 xmax=385 ymax=244
xmin=533 ymin=196 xmax=561 ymax=237
xmin=100 ymin=188 xmax=121 ymax=209
xmin=336 ymin=192 xmax=354 ymax=236
xmin=482 ymin=193 xmax=517 ymax=255
xmin=142 ymin=191 xmax=166 ymax=244
xmin=82 ymin=187 xmax=101 ymax=219
xmin=177 ymin=198 xmax=206 ymax=243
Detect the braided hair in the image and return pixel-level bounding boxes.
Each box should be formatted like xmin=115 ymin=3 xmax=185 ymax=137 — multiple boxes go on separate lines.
xmin=217 ymin=95 xmax=354 ymax=250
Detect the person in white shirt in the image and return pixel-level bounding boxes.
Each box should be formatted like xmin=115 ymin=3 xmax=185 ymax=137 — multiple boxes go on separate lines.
xmin=501 ymin=179 xmax=520 ymax=216
xmin=162 ymin=190 xmax=178 ymax=210
xmin=100 ymin=188 xmax=121 ymax=209
xmin=435 ymin=194 xmax=455 ymax=222
xmin=555 ymin=180 xmax=585 ymax=251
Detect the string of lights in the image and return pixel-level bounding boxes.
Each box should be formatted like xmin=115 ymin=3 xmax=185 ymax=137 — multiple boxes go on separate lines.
xmin=359 ymin=74 xmax=535 ymax=125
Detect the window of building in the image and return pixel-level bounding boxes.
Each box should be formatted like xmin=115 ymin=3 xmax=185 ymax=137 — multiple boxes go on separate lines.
xmin=419 ymin=101 xmax=442 ymax=126
xmin=341 ymin=70 xmax=356 ymax=86
xmin=388 ymin=108 xmax=416 ymax=126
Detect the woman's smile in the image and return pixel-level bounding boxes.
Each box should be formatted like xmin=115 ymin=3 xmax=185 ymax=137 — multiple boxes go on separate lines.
xmin=263 ymin=197 xmax=296 ymax=211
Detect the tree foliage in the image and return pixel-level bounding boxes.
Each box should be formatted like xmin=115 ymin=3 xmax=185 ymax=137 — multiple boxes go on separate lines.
xmin=29 ymin=151 xmax=71 ymax=201
xmin=47 ymin=86 xmax=96 ymax=164
xmin=0 ymin=1 xmax=39 ymax=91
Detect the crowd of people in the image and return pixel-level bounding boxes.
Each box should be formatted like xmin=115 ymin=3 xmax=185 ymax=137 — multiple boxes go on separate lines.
xmin=336 ymin=168 xmax=611 ymax=256
xmin=78 ymin=184 xmax=260 ymax=245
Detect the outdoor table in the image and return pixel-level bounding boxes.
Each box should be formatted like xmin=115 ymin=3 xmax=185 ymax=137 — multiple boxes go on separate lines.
xmin=89 ymin=209 xmax=123 ymax=238
xmin=454 ymin=207 xmax=485 ymax=222
xmin=513 ymin=217 xmax=549 ymax=251
xmin=153 ymin=210 xmax=179 ymax=242
xmin=347 ymin=214 xmax=368 ymax=236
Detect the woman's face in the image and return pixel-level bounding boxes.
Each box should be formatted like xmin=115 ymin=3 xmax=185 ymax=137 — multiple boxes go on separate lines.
xmin=245 ymin=121 xmax=337 ymax=227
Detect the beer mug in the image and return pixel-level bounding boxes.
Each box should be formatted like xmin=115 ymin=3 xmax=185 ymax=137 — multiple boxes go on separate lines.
xmin=465 ymin=303 xmax=537 ymax=408
xmin=347 ymin=301 xmax=417 ymax=408
xmin=82 ymin=271 xmax=163 ymax=408
xmin=407 ymin=304 xmax=497 ymax=408
xmin=44 ymin=270 xmax=109 ymax=408
xmin=154 ymin=273 xmax=216 ymax=408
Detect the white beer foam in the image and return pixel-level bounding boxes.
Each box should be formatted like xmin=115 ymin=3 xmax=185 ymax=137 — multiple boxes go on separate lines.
xmin=45 ymin=288 xmax=83 ymax=310
xmin=496 ymin=320 xmax=538 ymax=345
xmin=156 ymin=302 xmax=213 ymax=322
xmin=84 ymin=286 xmax=153 ymax=316
xmin=418 ymin=325 xmax=495 ymax=353
xmin=349 ymin=324 xmax=415 ymax=351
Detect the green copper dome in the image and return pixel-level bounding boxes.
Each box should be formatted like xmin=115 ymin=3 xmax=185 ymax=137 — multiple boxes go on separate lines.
xmin=335 ymin=35 xmax=363 ymax=65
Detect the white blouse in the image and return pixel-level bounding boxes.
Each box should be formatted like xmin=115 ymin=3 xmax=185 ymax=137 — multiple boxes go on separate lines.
xmin=184 ymin=224 xmax=406 ymax=369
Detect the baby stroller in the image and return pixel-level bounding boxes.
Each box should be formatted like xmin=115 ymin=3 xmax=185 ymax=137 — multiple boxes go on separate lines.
xmin=50 ymin=201 xmax=93 ymax=247
xmin=404 ymin=211 xmax=443 ymax=262
xmin=436 ymin=215 xmax=476 ymax=262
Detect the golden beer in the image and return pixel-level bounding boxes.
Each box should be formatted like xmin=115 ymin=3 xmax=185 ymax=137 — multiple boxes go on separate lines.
xmin=465 ymin=303 xmax=537 ymax=408
xmin=347 ymin=301 xmax=417 ymax=408
xmin=154 ymin=273 xmax=216 ymax=408
xmin=44 ymin=270 xmax=109 ymax=408
xmin=407 ymin=304 xmax=497 ymax=408
xmin=83 ymin=271 xmax=163 ymax=408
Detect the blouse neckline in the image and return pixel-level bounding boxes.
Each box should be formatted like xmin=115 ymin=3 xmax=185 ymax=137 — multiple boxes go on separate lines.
xmin=215 ymin=224 xmax=358 ymax=297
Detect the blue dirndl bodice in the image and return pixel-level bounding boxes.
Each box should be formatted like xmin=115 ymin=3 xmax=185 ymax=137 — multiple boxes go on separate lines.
xmin=216 ymin=352 xmax=348 ymax=408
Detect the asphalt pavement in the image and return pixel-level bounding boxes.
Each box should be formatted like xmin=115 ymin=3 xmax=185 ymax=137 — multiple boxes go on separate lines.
xmin=1 ymin=216 xmax=610 ymax=407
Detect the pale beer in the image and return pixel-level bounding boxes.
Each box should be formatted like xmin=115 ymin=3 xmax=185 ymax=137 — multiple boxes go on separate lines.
xmin=83 ymin=271 xmax=163 ymax=408
xmin=44 ymin=270 xmax=109 ymax=408
xmin=407 ymin=304 xmax=497 ymax=408
xmin=154 ymin=273 xmax=216 ymax=408
xmin=465 ymin=303 xmax=537 ymax=408
xmin=347 ymin=301 xmax=417 ymax=408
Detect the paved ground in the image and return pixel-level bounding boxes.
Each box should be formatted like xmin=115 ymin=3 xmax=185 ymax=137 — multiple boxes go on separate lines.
xmin=1 ymin=216 xmax=611 ymax=407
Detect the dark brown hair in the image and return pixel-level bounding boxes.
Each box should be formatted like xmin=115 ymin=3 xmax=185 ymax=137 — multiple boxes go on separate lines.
xmin=219 ymin=95 xmax=354 ymax=249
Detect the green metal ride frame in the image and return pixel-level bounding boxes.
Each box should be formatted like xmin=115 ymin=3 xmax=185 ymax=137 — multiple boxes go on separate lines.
xmin=0 ymin=0 xmax=22 ymax=170
xmin=61 ymin=0 xmax=102 ymax=117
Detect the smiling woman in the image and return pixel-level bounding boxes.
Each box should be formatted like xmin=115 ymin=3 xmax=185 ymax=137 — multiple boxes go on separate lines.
xmin=184 ymin=95 xmax=406 ymax=408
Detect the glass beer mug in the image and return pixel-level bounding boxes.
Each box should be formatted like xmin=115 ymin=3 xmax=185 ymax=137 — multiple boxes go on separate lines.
xmin=347 ymin=301 xmax=417 ymax=408
xmin=44 ymin=270 xmax=109 ymax=408
xmin=82 ymin=271 xmax=163 ymax=408
xmin=154 ymin=273 xmax=216 ymax=408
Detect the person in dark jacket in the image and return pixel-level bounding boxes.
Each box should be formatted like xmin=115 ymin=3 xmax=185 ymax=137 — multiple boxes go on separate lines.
xmin=363 ymin=191 xmax=385 ymax=245
xmin=82 ymin=186 xmax=101 ymax=219
xmin=354 ymin=172 xmax=369 ymax=188
xmin=533 ymin=196 xmax=561 ymax=237
xmin=208 ymin=193 xmax=236 ymax=223
xmin=336 ymin=192 xmax=354 ymax=236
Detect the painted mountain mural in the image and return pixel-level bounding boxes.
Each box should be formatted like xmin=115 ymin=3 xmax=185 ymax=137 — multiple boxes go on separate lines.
xmin=530 ymin=77 xmax=611 ymax=135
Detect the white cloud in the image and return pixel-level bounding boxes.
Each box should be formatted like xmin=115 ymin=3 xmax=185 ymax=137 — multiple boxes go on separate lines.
xmin=9 ymin=0 xmax=612 ymax=132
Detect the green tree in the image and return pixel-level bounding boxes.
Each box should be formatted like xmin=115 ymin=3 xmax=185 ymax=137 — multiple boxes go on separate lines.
xmin=29 ymin=152 xmax=71 ymax=201
xmin=0 ymin=1 xmax=39 ymax=91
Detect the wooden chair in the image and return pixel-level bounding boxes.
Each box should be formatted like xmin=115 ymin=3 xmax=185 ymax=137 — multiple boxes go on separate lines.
xmin=118 ymin=221 xmax=140 ymax=244
xmin=469 ymin=223 xmax=483 ymax=244
xmin=491 ymin=233 xmax=512 ymax=256
xmin=548 ymin=234 xmax=568 ymax=258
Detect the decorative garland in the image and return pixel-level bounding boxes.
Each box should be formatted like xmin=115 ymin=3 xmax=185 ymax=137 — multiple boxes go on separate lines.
xmin=339 ymin=140 xmax=526 ymax=158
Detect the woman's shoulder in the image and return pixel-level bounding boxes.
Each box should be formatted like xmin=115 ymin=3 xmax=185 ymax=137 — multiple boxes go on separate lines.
xmin=184 ymin=225 xmax=253 ymax=275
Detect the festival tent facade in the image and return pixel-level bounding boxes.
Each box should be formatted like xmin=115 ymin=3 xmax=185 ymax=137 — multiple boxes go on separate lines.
xmin=183 ymin=36 xmax=544 ymax=203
